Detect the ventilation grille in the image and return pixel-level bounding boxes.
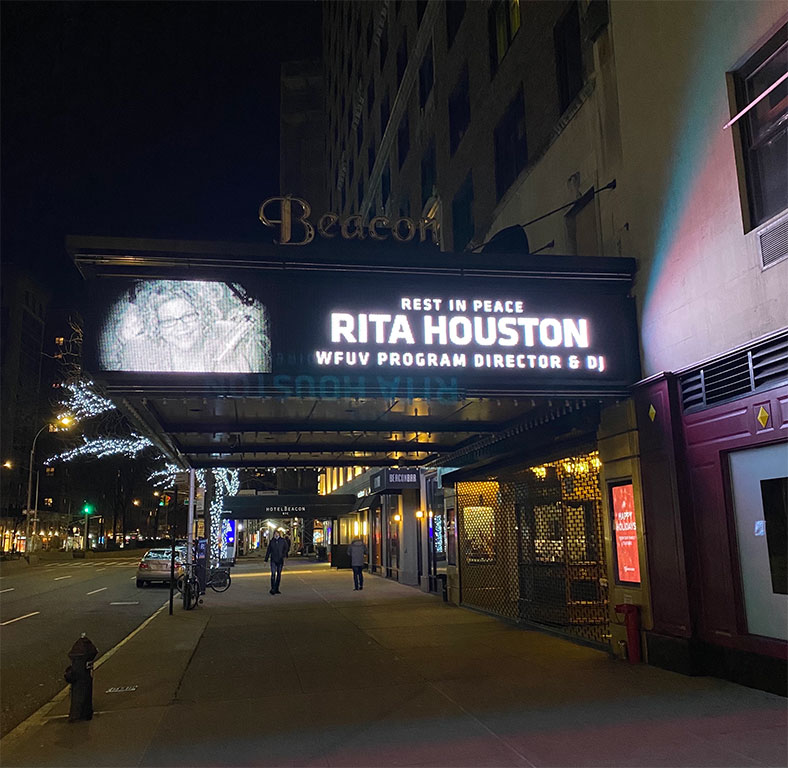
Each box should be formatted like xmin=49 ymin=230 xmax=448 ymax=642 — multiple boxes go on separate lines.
xmin=760 ymin=216 xmax=788 ymax=269
xmin=679 ymin=331 xmax=788 ymax=411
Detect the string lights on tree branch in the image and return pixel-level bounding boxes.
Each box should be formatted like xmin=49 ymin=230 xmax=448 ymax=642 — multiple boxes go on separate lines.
xmin=45 ymin=434 xmax=154 ymax=465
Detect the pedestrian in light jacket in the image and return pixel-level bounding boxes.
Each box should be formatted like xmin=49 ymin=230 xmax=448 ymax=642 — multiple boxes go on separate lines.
xmin=347 ymin=537 xmax=367 ymax=590
xmin=265 ymin=531 xmax=289 ymax=594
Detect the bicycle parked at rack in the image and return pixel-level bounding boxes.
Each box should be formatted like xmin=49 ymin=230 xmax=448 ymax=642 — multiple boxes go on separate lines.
xmin=205 ymin=566 xmax=231 ymax=592
xmin=176 ymin=564 xmax=231 ymax=604
xmin=177 ymin=564 xmax=201 ymax=610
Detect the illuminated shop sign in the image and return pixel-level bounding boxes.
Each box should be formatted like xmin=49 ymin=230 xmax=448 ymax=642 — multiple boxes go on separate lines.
xmin=259 ymin=195 xmax=439 ymax=246
xmin=611 ymin=482 xmax=640 ymax=584
xmin=372 ymin=468 xmax=421 ymax=491
xmin=87 ymin=272 xmax=639 ymax=396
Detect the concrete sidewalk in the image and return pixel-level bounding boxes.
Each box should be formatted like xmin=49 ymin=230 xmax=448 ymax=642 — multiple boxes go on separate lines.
xmin=1 ymin=558 xmax=785 ymax=768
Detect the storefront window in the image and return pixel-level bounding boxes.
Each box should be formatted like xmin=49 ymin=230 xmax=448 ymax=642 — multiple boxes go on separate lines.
xmin=457 ymin=451 xmax=609 ymax=645
xmin=463 ymin=506 xmax=496 ymax=562
xmin=729 ymin=442 xmax=787 ymax=641
xmin=760 ymin=477 xmax=787 ymax=595
xmin=446 ymin=506 xmax=457 ymax=566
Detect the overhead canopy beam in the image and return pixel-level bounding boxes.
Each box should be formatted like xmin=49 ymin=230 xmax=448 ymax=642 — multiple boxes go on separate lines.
xmin=181 ymin=441 xmax=455 ymax=454
xmin=161 ymin=420 xmax=504 ymax=434
xmin=189 ymin=457 xmax=424 ymax=468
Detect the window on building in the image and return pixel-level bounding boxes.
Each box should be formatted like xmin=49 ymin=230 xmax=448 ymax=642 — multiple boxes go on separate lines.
xmin=446 ymin=0 xmax=466 ymax=49
xmin=382 ymin=162 xmax=391 ymax=207
xmin=419 ymin=44 xmax=434 ymax=109
xmin=731 ymin=23 xmax=787 ymax=230
xmin=449 ymin=65 xmax=470 ymax=156
xmin=397 ymin=34 xmax=408 ymax=86
xmin=421 ymin=140 xmax=436 ymax=208
xmin=489 ymin=0 xmax=521 ymax=76
xmin=367 ymin=78 xmax=375 ymax=117
xmin=452 ymin=172 xmax=474 ymax=250
xmin=398 ymin=111 xmax=410 ymax=168
xmin=381 ymin=91 xmax=390 ymax=133
xmin=45 ymin=466 xmax=55 ymax=476
xmin=43 ymin=498 xmax=53 ymax=507
xmin=494 ymin=87 xmax=527 ymax=201
xmin=554 ymin=1 xmax=583 ymax=113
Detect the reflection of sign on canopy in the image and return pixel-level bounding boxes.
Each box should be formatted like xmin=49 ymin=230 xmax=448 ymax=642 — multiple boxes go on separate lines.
xmin=612 ymin=483 xmax=640 ymax=583
xmin=98 ymin=280 xmax=271 ymax=373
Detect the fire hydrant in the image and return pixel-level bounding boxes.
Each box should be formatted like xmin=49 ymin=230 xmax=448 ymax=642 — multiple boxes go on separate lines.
xmin=614 ymin=603 xmax=641 ymax=663
xmin=65 ymin=633 xmax=98 ymax=722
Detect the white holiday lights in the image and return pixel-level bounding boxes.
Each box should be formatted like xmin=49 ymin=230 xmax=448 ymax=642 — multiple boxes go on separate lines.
xmin=196 ymin=468 xmax=239 ymax=562
xmin=45 ymin=434 xmax=153 ymax=464
xmin=58 ymin=379 xmax=117 ymax=420
xmin=148 ymin=463 xmax=180 ymax=488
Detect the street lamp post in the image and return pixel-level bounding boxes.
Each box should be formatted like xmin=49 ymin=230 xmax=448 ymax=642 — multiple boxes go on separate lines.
xmin=24 ymin=425 xmax=49 ymax=556
xmin=24 ymin=416 xmax=74 ymax=556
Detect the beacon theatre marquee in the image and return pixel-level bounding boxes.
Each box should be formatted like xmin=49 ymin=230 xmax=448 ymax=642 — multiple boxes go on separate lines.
xmin=85 ymin=262 xmax=639 ymax=397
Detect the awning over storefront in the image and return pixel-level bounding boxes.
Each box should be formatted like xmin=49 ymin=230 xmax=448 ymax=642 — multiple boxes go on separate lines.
xmin=351 ymin=493 xmax=386 ymax=513
xmin=222 ymin=494 xmax=356 ymax=519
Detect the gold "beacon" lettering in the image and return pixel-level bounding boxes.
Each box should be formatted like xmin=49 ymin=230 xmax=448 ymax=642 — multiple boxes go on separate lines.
xmin=259 ymin=195 xmax=440 ymax=246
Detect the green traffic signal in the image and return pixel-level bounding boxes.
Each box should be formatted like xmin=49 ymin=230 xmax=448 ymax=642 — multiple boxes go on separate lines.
xmin=82 ymin=503 xmax=95 ymax=516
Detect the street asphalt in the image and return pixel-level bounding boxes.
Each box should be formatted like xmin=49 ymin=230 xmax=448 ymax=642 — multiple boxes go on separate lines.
xmin=0 ymin=556 xmax=785 ymax=767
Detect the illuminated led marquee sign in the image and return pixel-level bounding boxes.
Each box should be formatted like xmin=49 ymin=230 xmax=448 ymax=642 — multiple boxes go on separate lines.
xmin=89 ymin=272 xmax=638 ymax=397
xmin=319 ymin=295 xmax=606 ymax=374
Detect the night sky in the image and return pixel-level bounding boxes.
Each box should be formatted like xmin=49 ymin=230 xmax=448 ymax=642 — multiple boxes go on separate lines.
xmin=1 ymin=1 xmax=322 ymax=300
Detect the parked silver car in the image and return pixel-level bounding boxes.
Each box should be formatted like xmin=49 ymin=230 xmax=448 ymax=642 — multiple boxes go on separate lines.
xmin=136 ymin=548 xmax=185 ymax=587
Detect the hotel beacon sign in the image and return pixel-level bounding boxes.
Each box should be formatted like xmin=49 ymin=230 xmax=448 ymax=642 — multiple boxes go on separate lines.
xmin=259 ymin=195 xmax=440 ymax=246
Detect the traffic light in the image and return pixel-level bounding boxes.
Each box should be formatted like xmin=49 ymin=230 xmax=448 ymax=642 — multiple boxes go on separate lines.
xmin=82 ymin=502 xmax=95 ymax=516
xmin=159 ymin=494 xmax=172 ymax=507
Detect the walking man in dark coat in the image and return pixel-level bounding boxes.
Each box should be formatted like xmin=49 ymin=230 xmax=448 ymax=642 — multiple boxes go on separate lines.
xmin=347 ymin=536 xmax=367 ymax=590
xmin=265 ymin=530 xmax=289 ymax=594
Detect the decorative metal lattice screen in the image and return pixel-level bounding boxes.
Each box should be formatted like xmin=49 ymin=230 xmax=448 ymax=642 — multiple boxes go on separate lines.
xmin=457 ymin=450 xmax=610 ymax=647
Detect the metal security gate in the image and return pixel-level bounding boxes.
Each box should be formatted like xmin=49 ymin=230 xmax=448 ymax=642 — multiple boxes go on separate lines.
xmin=457 ymin=450 xmax=609 ymax=647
